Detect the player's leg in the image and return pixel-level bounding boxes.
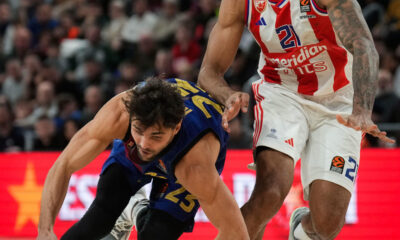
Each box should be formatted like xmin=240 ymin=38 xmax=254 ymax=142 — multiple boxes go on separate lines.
xmin=241 ymin=148 xmax=295 ymax=239
xmin=61 ymin=163 xmax=144 ymax=240
xmin=301 ymin=180 xmax=351 ymax=240
xmin=290 ymin=111 xmax=361 ymax=240
xmin=136 ymin=207 xmax=192 ymax=240
xmin=102 ymin=186 xmax=149 ymax=240
xmin=244 ymin=82 xmax=309 ymax=239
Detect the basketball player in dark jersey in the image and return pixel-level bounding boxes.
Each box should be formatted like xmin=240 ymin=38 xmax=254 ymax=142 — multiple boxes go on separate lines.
xmin=37 ymin=78 xmax=249 ymax=240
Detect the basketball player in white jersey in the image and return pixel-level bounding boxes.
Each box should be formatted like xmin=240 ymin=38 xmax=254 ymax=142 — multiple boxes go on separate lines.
xmin=199 ymin=0 xmax=395 ymax=239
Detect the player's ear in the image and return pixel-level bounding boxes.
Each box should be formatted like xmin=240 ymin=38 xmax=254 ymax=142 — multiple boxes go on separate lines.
xmin=173 ymin=120 xmax=183 ymax=135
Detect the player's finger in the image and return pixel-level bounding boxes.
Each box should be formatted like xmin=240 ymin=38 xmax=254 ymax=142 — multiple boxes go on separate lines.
xmin=379 ymin=135 xmax=396 ymax=144
xmin=336 ymin=114 xmax=348 ymax=126
xmin=372 ymin=129 xmax=395 ymax=143
xmin=363 ymin=124 xmax=378 ymax=133
xmin=222 ymin=118 xmax=230 ymax=132
xmin=222 ymin=111 xmax=230 ymax=132
xmin=367 ymin=127 xmax=395 ymax=144
xmin=240 ymin=93 xmax=249 ymax=113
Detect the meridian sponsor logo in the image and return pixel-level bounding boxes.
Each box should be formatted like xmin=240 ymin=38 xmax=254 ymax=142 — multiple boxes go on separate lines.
xmin=267 ymin=45 xmax=327 ymax=68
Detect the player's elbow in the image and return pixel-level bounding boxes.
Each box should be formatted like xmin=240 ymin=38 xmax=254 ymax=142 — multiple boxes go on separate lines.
xmin=198 ymin=64 xmax=222 ymax=90
xmin=198 ymin=67 xmax=210 ymax=90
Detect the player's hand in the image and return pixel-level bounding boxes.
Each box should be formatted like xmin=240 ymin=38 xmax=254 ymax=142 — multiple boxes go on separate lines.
xmin=336 ymin=113 xmax=395 ymax=144
xmin=223 ymin=91 xmax=249 ymax=132
xmin=37 ymin=231 xmax=57 ymax=240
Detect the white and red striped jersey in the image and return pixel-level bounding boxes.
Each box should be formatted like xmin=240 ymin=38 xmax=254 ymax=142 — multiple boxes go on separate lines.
xmin=245 ymin=0 xmax=352 ymax=96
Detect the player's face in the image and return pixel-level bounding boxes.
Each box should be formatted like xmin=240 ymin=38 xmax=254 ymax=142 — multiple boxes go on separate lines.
xmin=131 ymin=120 xmax=181 ymax=161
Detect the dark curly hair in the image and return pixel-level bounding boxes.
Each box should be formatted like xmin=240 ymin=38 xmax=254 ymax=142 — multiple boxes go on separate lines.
xmin=123 ymin=78 xmax=185 ymax=129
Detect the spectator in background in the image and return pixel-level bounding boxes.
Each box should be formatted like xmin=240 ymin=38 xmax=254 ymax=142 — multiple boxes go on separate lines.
xmin=175 ymin=60 xmax=197 ymax=82
xmin=35 ymin=30 xmax=54 ymax=58
xmin=190 ymin=0 xmax=219 ymax=43
xmin=75 ymin=57 xmax=113 ymax=98
xmin=373 ymin=69 xmax=399 ymax=123
xmin=153 ymin=0 xmax=185 ymax=46
xmin=0 ymin=95 xmax=25 ymax=152
xmin=114 ymin=80 xmax=131 ymax=95
xmin=32 ymin=115 xmax=62 ymax=151
xmin=385 ymin=0 xmax=400 ymax=50
xmin=118 ymin=61 xmax=141 ymax=86
xmin=76 ymin=2 xmax=106 ymax=32
xmin=1 ymin=58 xmax=26 ymax=106
xmin=14 ymin=99 xmax=33 ymax=127
xmin=60 ymin=118 xmax=80 ymax=147
xmin=0 ymin=2 xmax=13 ymax=58
xmin=121 ymin=0 xmax=158 ymax=45
xmin=135 ymin=35 xmax=157 ymax=73
xmin=54 ymin=94 xmax=82 ymax=131
xmin=58 ymin=10 xmax=80 ymax=40
xmin=102 ymin=0 xmax=127 ymax=45
xmin=81 ymin=85 xmax=104 ymax=125
xmin=75 ymin=24 xmax=107 ymax=69
xmin=18 ymin=81 xmax=58 ymax=128
xmin=28 ymin=3 xmax=58 ymax=46
xmin=369 ymin=69 xmax=399 ymax=146
xmin=224 ymin=49 xmax=253 ymax=90
xmin=9 ymin=26 xmax=32 ymax=60
xmin=149 ymin=48 xmax=175 ymax=78
xmin=172 ymin=20 xmax=202 ymax=74
xmin=0 ymin=2 xmax=11 ymax=36
xmin=362 ymin=0 xmax=385 ymax=30
xmin=23 ymin=53 xmax=42 ymax=86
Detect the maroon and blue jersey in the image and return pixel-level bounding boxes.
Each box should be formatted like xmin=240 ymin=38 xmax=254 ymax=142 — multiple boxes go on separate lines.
xmin=100 ymin=78 xmax=228 ymax=227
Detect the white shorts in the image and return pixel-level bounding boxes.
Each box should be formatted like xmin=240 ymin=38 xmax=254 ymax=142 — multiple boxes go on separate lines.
xmin=252 ymin=80 xmax=362 ymax=200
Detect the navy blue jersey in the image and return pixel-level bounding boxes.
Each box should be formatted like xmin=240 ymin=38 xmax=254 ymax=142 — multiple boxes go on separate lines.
xmin=101 ymin=78 xmax=228 ymax=225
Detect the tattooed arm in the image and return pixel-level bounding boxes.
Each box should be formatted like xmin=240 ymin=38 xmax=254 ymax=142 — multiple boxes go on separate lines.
xmin=316 ymin=0 xmax=394 ymax=143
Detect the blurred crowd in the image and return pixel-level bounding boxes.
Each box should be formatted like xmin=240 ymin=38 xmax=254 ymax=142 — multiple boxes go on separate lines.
xmin=0 ymin=0 xmax=399 ymax=152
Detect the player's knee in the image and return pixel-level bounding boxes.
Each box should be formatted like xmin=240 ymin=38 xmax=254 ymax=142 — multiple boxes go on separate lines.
xmin=249 ymin=186 xmax=285 ymax=212
xmin=312 ymin=208 xmax=346 ymax=240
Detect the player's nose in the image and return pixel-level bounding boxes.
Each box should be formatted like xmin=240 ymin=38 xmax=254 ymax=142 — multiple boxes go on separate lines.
xmin=139 ymin=137 xmax=151 ymax=149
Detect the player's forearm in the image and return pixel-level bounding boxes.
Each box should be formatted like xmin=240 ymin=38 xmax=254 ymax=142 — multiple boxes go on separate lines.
xmin=198 ymin=67 xmax=236 ymax=106
xmin=200 ymin=179 xmax=249 ymax=240
xmin=38 ymin=160 xmax=71 ymax=233
xmin=351 ymin=39 xmax=379 ymax=113
xmin=324 ymin=0 xmax=379 ymax=113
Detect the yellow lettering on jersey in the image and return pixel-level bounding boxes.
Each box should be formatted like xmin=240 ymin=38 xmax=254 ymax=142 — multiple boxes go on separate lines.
xmin=145 ymin=172 xmax=167 ymax=179
xmin=165 ymin=187 xmax=186 ymax=203
xmin=176 ymin=79 xmax=199 ymax=96
xmin=185 ymin=107 xmax=192 ymax=116
xmin=180 ymin=194 xmax=196 ymax=213
xmin=192 ymin=95 xmax=223 ymax=118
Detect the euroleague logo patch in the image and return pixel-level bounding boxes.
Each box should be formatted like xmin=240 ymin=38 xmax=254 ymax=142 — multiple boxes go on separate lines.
xmin=300 ymin=0 xmax=311 ymax=12
xmin=330 ymin=156 xmax=345 ymax=174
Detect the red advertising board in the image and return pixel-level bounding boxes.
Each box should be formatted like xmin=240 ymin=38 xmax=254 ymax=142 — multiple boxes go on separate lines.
xmin=0 ymin=149 xmax=399 ymax=239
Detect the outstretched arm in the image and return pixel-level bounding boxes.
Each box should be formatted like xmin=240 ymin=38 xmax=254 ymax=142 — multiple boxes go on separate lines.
xmin=174 ymin=132 xmax=249 ymax=240
xmin=317 ymin=0 xmax=394 ymax=143
xmin=198 ymin=0 xmax=249 ymax=132
xmin=37 ymin=93 xmax=130 ymax=239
